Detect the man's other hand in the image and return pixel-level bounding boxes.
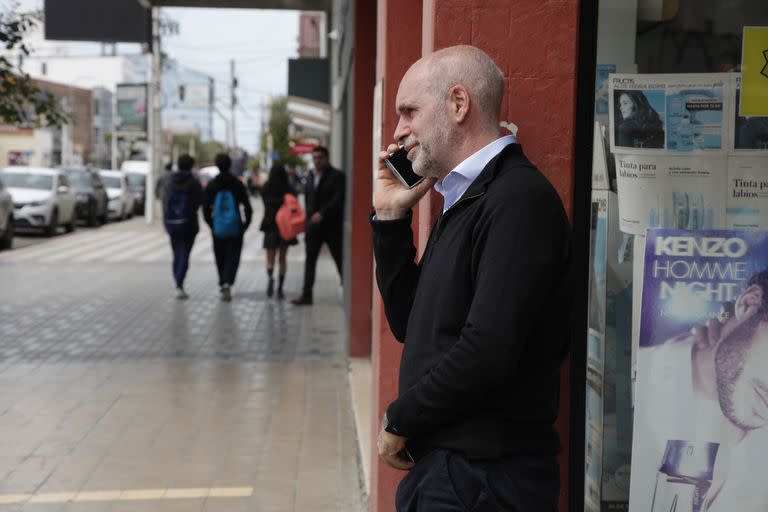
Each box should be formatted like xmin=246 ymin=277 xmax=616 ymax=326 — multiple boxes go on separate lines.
xmin=377 ymin=429 xmax=414 ymax=471
xmin=311 ymin=212 xmax=323 ymax=224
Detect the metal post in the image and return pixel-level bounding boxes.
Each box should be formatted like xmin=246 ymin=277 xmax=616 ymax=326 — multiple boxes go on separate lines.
xmin=147 ymin=6 xmax=162 ymax=224
xmin=230 ymin=59 xmax=236 ymax=150
xmin=110 ymin=91 xmax=118 ymax=169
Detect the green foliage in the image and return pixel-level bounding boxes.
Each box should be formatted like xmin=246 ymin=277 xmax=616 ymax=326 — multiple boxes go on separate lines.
xmin=267 ymin=96 xmax=303 ymax=167
xmin=0 ymin=9 xmax=68 ymax=127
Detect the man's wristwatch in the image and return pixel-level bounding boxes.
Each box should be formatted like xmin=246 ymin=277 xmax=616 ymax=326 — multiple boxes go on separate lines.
xmin=381 ymin=411 xmax=400 ymax=435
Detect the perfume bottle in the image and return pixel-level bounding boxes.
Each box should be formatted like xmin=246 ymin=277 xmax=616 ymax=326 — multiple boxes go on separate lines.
xmin=651 ymin=440 xmax=719 ymax=512
xmin=677 ymin=117 xmax=694 ymax=152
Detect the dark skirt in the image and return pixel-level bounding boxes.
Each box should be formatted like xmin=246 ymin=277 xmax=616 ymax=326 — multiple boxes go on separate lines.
xmin=263 ymin=229 xmax=298 ymax=249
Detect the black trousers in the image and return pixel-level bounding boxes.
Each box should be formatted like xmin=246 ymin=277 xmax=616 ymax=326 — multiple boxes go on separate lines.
xmin=395 ymin=449 xmax=559 ymax=512
xmin=301 ymin=224 xmax=342 ymax=298
xmin=169 ymin=231 xmax=197 ymax=289
xmin=213 ymin=234 xmax=243 ymax=287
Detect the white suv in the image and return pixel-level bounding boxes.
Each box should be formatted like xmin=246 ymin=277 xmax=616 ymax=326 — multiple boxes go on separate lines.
xmin=99 ymin=170 xmax=135 ymax=221
xmin=0 ymin=167 xmax=77 ymax=237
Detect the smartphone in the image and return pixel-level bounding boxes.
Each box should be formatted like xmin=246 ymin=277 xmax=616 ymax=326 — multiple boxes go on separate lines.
xmin=384 ymin=146 xmax=424 ymax=189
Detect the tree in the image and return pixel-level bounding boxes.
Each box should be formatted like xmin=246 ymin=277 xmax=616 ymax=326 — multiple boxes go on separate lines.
xmin=262 ymin=96 xmax=303 ymax=167
xmin=0 ymin=8 xmax=67 ymax=127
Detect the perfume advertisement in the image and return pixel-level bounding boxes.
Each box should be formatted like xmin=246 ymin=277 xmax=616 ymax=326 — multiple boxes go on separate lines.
xmin=609 ymin=74 xmax=729 ymax=155
xmin=629 ymin=229 xmax=768 ymax=512
xmin=614 ymin=155 xmax=726 ymax=235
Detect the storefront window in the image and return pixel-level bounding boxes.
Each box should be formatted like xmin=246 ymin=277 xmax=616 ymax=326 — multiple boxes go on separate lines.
xmin=584 ymin=2 xmax=768 ymax=511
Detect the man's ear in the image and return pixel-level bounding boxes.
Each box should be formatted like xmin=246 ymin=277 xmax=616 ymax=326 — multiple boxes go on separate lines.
xmin=735 ymin=284 xmax=764 ymax=320
xmin=448 ymin=85 xmax=470 ymax=123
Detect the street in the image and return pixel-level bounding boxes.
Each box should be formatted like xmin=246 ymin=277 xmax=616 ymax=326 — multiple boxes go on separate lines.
xmin=0 ymin=206 xmax=365 ymax=511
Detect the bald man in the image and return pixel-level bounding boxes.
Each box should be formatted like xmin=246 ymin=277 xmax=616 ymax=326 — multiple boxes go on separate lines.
xmin=371 ymin=45 xmax=572 ymax=511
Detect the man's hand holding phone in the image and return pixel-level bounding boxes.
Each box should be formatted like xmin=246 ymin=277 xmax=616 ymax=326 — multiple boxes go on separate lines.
xmin=374 ymin=143 xmax=436 ymax=220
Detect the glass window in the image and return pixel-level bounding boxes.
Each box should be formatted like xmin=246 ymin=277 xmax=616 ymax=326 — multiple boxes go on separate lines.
xmin=102 ymin=176 xmax=122 ymax=189
xmin=0 ymin=172 xmax=53 ymax=191
xmin=66 ymin=171 xmax=93 ymax=190
xmin=584 ymin=2 xmax=768 ymax=512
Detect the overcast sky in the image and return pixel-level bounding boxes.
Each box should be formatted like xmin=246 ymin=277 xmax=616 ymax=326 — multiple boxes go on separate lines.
xmin=6 ymin=1 xmax=300 ymax=154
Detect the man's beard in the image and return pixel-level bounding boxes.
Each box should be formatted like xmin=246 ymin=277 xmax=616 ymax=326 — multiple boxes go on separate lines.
xmin=715 ymin=315 xmax=761 ymax=430
xmin=408 ymin=113 xmax=453 ymax=177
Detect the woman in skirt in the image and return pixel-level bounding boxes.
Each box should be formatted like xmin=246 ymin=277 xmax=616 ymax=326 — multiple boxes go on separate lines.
xmin=259 ymin=164 xmax=298 ymax=298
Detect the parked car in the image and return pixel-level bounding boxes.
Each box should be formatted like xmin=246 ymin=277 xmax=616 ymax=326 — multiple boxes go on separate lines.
xmin=62 ymin=167 xmax=109 ymax=227
xmin=121 ymin=160 xmax=149 ymax=215
xmin=0 ymin=175 xmax=13 ymax=249
xmin=99 ymin=170 xmax=135 ymax=221
xmin=0 ymin=166 xmax=76 ymax=237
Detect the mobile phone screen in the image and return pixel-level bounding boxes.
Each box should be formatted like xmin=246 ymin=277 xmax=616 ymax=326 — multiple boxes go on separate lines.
xmin=384 ymin=147 xmax=424 ymax=189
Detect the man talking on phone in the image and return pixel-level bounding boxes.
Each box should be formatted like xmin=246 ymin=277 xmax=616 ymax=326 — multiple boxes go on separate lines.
xmin=372 ymin=45 xmax=572 ymax=511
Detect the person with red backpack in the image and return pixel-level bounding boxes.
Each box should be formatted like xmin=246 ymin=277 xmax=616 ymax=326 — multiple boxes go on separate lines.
xmin=202 ymin=153 xmax=253 ymax=302
xmin=162 ymin=154 xmax=203 ymax=300
xmin=259 ymin=164 xmax=300 ymax=299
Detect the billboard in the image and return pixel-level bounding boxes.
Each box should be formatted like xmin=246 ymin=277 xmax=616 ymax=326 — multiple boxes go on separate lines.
xmin=44 ymin=0 xmax=150 ymax=44
xmin=116 ymin=83 xmax=148 ymax=135
xmin=288 ymin=58 xmax=329 ymax=104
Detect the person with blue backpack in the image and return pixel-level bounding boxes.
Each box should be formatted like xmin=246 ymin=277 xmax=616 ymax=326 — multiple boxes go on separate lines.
xmin=162 ymin=154 xmax=203 ymax=300
xmin=202 ymin=153 xmax=253 ymax=302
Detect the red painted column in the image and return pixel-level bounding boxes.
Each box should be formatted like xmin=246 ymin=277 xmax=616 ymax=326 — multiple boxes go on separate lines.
xmin=370 ymin=1 xmax=423 ymax=510
xmin=371 ymin=4 xmax=578 ymax=511
xmin=347 ymin=0 xmax=377 ymax=358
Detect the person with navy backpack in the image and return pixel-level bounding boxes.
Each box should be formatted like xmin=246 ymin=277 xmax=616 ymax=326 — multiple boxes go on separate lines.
xmin=162 ymin=154 xmax=203 ymax=300
xmin=202 ymin=153 xmax=252 ymax=302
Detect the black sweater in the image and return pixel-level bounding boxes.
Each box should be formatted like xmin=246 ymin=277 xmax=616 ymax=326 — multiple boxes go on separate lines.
xmin=371 ymin=143 xmax=572 ymax=460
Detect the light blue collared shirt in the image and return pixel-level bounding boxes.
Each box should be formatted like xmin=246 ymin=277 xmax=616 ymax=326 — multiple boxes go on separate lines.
xmin=434 ymin=135 xmax=516 ymax=213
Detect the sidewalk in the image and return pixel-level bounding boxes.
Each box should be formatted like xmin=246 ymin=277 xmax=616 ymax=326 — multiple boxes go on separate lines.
xmin=0 ymin=200 xmax=367 ymax=511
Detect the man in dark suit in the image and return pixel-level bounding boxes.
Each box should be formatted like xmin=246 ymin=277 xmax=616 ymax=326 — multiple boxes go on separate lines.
xmin=292 ymin=146 xmax=345 ymax=305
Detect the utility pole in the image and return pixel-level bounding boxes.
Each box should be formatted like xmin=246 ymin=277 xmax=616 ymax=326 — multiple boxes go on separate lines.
xmin=147 ymin=6 xmax=162 ymax=224
xmin=110 ymin=91 xmax=118 ymax=169
xmin=230 ymin=59 xmax=237 ymax=150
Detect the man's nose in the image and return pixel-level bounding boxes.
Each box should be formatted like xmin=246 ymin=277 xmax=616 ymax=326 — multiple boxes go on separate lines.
xmin=393 ymin=117 xmax=409 ymax=145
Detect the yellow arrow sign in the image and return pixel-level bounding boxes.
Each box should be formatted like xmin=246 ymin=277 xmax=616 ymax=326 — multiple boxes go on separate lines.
xmin=741 ymin=26 xmax=768 ymax=116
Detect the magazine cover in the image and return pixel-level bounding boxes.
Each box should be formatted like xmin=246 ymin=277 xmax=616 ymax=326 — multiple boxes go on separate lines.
xmin=585 ymin=192 xmax=609 ymax=512
xmin=731 ymin=75 xmax=768 ymax=154
xmin=629 ymin=229 xmax=768 ymax=512
xmin=727 ymin=157 xmax=768 ymax=230
xmin=609 ymin=74 xmax=729 ymax=155
xmin=614 ymin=155 xmax=726 ymax=235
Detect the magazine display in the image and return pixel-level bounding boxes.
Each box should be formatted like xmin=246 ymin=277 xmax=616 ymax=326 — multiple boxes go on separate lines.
xmin=608 ymin=74 xmax=768 ymax=234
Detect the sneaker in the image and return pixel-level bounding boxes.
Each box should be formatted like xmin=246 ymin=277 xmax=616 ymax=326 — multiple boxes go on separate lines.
xmin=291 ymin=295 xmax=313 ymax=305
xmin=176 ymin=288 xmax=188 ymax=300
xmin=277 ymin=288 xmax=285 ymax=300
xmin=267 ymin=278 xmax=274 ymax=298
xmin=220 ymin=284 xmax=232 ymax=302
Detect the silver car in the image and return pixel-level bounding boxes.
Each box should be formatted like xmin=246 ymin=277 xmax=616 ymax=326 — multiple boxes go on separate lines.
xmin=0 ymin=167 xmax=77 ymax=237
xmin=0 ymin=176 xmax=12 ymax=249
xmin=99 ymin=170 xmax=135 ymax=221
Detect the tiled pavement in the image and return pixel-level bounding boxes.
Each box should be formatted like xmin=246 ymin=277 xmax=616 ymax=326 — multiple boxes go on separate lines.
xmin=0 ymin=206 xmax=365 ymax=511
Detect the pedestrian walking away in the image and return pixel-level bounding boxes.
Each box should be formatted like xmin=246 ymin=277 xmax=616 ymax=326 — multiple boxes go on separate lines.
xmin=291 ymin=146 xmax=345 ymax=306
xmin=162 ymin=154 xmax=203 ymax=300
xmin=260 ymin=164 xmax=299 ymax=299
xmin=203 ymin=153 xmax=253 ymax=302
xmin=371 ymin=45 xmax=573 ymax=511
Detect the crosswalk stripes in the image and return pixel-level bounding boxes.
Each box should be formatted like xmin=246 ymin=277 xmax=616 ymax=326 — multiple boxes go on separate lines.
xmin=1 ymin=223 xmax=306 ymax=264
